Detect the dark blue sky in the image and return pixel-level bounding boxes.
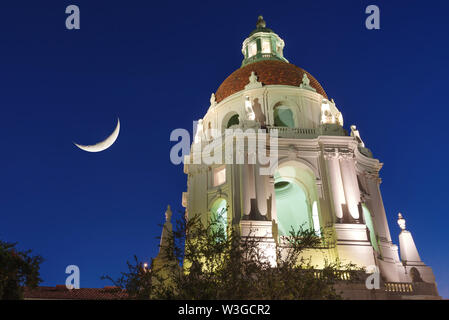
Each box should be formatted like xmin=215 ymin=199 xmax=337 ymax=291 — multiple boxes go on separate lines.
xmin=1 ymin=1 xmax=448 ymax=298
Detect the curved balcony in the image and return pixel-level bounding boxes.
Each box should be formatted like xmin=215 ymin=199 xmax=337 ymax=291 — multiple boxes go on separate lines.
xmin=267 ymin=125 xmax=347 ymax=139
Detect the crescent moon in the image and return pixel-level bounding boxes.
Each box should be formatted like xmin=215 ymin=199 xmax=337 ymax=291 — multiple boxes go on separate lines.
xmin=74 ymin=118 xmax=120 ymax=152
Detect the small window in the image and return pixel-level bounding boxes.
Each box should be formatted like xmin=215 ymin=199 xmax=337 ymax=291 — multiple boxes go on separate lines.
xmin=248 ymin=41 xmax=257 ymax=58
xmin=226 ymin=114 xmax=239 ymax=128
xmin=213 ymin=166 xmax=226 ymax=187
xmin=261 ymin=39 xmax=271 ymax=54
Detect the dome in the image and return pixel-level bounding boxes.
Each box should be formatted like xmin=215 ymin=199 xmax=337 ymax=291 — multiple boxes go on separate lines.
xmin=215 ymin=60 xmax=328 ymax=103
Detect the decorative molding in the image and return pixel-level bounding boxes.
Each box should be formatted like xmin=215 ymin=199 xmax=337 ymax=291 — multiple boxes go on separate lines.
xmin=323 ymin=147 xmax=354 ymax=160
xmin=323 ymin=147 xmax=340 ymax=160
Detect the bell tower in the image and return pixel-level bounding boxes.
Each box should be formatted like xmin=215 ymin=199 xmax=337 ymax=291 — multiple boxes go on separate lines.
xmin=170 ymin=16 xmax=441 ymax=299
xmin=241 ymin=15 xmax=288 ymax=67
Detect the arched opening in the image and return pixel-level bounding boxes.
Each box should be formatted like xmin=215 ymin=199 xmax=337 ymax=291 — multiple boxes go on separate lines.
xmin=273 ymin=161 xmax=320 ymax=238
xmin=273 ymin=105 xmax=294 ymax=127
xmin=210 ymin=198 xmax=227 ymax=238
xmin=362 ymin=204 xmax=379 ymax=252
xmin=274 ymin=179 xmax=310 ymax=236
xmin=226 ymin=114 xmax=239 ymax=128
xmin=410 ymin=267 xmax=423 ymax=282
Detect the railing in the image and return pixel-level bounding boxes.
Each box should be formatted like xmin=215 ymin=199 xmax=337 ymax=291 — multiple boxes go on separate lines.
xmin=310 ymin=269 xmax=364 ymax=281
xmin=242 ymin=53 xmax=283 ymax=66
xmin=264 ymin=269 xmax=439 ymax=297
xmin=267 ymin=126 xmax=318 ymax=138
xmin=245 ymin=53 xmax=276 ymax=62
xmin=385 ymin=282 xmax=414 ymax=293
xmin=383 ymin=282 xmax=439 ymax=297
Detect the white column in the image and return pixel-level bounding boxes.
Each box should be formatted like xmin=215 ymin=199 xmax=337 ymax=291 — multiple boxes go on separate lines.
xmin=339 ymin=154 xmax=360 ymax=221
xmin=255 ymin=166 xmax=267 ymax=217
xmin=242 ymin=164 xmax=252 ymax=217
xmin=268 ymin=175 xmax=277 ymax=221
xmin=324 ymin=150 xmax=346 ymax=220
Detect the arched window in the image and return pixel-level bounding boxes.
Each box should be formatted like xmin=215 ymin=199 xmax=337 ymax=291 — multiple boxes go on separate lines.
xmin=210 ymin=198 xmax=227 ymax=239
xmin=274 ymin=179 xmax=311 ymax=236
xmin=274 ymin=105 xmax=294 ymax=127
xmin=226 ymin=114 xmax=239 ymax=128
xmin=410 ymin=267 xmax=423 ymax=282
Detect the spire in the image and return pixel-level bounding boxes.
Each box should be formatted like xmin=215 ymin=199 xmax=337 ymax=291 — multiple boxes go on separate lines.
xmin=156 ymin=205 xmax=173 ymax=261
xmin=256 ymin=15 xmax=266 ymax=28
xmin=397 ymin=213 xmax=423 ymax=265
xmin=150 ymin=205 xmax=179 ymax=296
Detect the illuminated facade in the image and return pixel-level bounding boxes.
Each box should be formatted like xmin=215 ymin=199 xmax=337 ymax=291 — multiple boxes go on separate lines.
xmin=173 ymin=16 xmax=440 ymax=299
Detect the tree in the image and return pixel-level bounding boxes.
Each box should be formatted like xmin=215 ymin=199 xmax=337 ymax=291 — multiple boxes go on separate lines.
xmin=0 ymin=240 xmax=43 ymax=299
xmin=101 ymin=255 xmax=152 ymax=299
xmin=105 ymin=211 xmax=362 ymax=300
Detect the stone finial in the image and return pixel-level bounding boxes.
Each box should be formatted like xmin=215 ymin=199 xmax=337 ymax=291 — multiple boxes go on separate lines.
xmin=299 ymin=73 xmax=316 ymax=92
xmin=398 ymin=213 xmax=406 ymax=230
xmin=249 ymin=71 xmax=257 ymax=84
xmin=302 ymin=73 xmax=310 ymax=86
xmin=210 ymin=93 xmax=216 ymax=107
xmin=256 ymin=15 xmax=266 ymax=28
xmin=245 ymin=71 xmax=262 ymax=90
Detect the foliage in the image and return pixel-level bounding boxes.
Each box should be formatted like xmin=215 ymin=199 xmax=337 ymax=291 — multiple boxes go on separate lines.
xmin=101 ymin=255 xmax=152 ymax=299
xmin=0 ymin=240 xmax=43 ymax=300
xmin=105 ymin=211 xmax=361 ymax=300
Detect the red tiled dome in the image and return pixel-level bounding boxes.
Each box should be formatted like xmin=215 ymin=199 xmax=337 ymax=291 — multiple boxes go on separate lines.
xmin=215 ymin=60 xmax=327 ymax=103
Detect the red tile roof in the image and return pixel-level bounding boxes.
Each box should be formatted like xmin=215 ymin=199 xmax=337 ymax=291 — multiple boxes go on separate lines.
xmin=215 ymin=60 xmax=328 ymax=103
xmin=23 ymin=285 xmax=128 ymax=300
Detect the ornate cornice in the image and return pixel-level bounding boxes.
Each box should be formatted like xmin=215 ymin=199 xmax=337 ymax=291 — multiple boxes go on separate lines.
xmin=323 ymin=147 xmax=353 ymax=160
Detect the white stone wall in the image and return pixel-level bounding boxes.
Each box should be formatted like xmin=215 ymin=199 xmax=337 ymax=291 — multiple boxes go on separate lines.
xmin=181 ymin=83 xmax=437 ymax=291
